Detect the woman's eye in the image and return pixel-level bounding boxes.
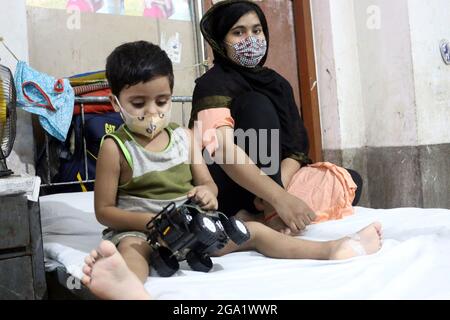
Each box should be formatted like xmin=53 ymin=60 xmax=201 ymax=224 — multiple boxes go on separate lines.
xmin=233 ymin=31 xmax=243 ymax=36
xmin=254 ymin=29 xmax=262 ymax=35
xmin=157 ymin=101 xmax=168 ymax=107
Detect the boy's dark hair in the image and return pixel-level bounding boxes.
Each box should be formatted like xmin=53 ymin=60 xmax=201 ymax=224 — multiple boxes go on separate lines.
xmin=106 ymin=41 xmax=174 ymax=97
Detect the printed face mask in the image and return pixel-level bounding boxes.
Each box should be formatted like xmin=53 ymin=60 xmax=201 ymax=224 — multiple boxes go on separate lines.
xmin=226 ymin=36 xmax=267 ymax=67
xmin=114 ymin=96 xmax=171 ymax=140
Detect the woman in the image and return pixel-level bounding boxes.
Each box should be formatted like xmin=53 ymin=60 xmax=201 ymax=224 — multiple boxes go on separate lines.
xmin=189 ymin=0 xmax=362 ymax=234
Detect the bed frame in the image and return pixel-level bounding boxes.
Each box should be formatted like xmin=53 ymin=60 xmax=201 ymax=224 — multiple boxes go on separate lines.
xmin=38 ymin=95 xmax=192 ymax=299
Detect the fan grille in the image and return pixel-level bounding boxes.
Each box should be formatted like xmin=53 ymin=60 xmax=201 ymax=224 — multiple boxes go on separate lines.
xmin=0 ymin=64 xmax=17 ymax=160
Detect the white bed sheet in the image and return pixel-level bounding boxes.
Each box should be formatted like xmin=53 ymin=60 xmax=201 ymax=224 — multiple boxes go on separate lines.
xmin=40 ymin=191 xmax=450 ymax=300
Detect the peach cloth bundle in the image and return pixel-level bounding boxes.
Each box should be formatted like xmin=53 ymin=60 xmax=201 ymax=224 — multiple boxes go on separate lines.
xmin=286 ymin=162 xmax=357 ymax=223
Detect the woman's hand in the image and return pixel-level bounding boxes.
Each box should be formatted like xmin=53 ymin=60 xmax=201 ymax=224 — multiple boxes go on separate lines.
xmin=187 ymin=185 xmax=219 ymax=211
xmin=271 ymin=192 xmax=316 ymax=234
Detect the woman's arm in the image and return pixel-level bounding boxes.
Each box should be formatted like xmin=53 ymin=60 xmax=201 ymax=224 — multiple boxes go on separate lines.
xmin=214 ymin=126 xmax=284 ymax=206
xmin=94 ymin=139 xmax=155 ymax=232
xmin=281 ymin=158 xmax=301 ymax=188
xmin=214 ymin=126 xmax=315 ymax=233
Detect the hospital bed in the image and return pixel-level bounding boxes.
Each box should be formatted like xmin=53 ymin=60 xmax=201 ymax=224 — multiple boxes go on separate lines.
xmin=37 ymin=97 xmax=450 ymax=300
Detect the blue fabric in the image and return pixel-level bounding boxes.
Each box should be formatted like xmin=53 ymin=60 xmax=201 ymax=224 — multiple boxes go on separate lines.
xmin=14 ymin=61 xmax=74 ymax=141
xmin=54 ymin=112 xmax=124 ymax=192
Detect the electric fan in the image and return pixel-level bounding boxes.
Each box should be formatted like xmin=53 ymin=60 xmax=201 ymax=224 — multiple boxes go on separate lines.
xmin=0 ymin=61 xmax=17 ymax=177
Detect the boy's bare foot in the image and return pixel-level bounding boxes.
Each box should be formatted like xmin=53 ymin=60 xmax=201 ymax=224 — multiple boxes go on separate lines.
xmin=330 ymin=222 xmax=383 ymax=260
xmin=81 ymin=240 xmax=151 ymax=300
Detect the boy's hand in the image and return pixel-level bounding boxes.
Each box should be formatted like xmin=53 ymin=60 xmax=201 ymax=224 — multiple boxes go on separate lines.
xmin=187 ymin=186 xmax=218 ymax=211
xmin=272 ymin=193 xmax=316 ymax=234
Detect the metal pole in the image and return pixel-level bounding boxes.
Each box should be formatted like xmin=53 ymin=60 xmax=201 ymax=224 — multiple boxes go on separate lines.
xmin=81 ymin=103 xmax=88 ymax=180
xmin=74 ymin=96 xmax=192 ymax=104
xmin=192 ymin=0 xmax=207 ymax=76
xmin=44 ymin=134 xmax=51 ymax=184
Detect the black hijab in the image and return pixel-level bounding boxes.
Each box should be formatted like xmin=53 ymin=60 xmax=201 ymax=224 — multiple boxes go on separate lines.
xmin=190 ymin=0 xmax=311 ymax=164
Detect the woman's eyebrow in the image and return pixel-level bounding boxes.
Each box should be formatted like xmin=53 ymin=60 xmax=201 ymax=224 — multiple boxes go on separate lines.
xmin=230 ymin=25 xmax=246 ymax=31
xmin=231 ymin=24 xmax=262 ymax=31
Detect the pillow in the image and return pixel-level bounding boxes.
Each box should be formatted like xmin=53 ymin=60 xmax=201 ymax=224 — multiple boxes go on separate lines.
xmin=40 ymin=191 xmax=101 ymax=233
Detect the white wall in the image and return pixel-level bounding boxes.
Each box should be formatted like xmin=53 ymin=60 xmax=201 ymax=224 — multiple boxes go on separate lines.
xmin=26 ymin=6 xmax=197 ymax=126
xmin=0 ymin=0 xmax=29 ymax=71
xmin=0 ymin=0 xmax=35 ymax=175
xmin=310 ymin=0 xmax=341 ymax=150
xmin=312 ymin=0 xmax=367 ymax=151
xmin=353 ymin=0 xmax=418 ymax=148
xmin=312 ymin=0 xmax=450 ymax=151
xmin=312 ymin=0 xmax=366 ymax=150
xmin=328 ymin=0 xmax=366 ymax=149
xmin=408 ymin=0 xmax=450 ymax=146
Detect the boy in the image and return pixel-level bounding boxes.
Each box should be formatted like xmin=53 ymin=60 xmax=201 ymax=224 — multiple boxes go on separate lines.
xmin=88 ymin=41 xmax=382 ymax=290
xmin=94 ymin=41 xmax=218 ymax=282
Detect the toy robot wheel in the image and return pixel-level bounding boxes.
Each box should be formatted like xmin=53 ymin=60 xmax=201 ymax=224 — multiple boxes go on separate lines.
xmin=223 ymin=217 xmax=250 ymax=245
xmin=149 ymin=246 xmax=179 ymax=277
xmin=186 ymin=250 xmax=213 ymax=273
xmin=192 ymin=214 xmax=220 ymax=246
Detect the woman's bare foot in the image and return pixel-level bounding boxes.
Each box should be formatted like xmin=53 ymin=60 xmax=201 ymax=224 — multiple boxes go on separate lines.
xmin=81 ymin=240 xmax=151 ymax=300
xmin=253 ymin=197 xmax=265 ymax=212
xmin=252 ymin=197 xmax=294 ymax=235
xmin=235 ymin=209 xmax=263 ymax=222
xmin=264 ymin=215 xmax=295 ymax=235
xmin=329 ymin=222 xmax=383 ymax=260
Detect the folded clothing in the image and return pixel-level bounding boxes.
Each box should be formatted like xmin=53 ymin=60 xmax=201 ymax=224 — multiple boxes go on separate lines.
xmin=73 ymin=88 xmax=114 ymax=115
xmin=73 ymin=81 xmax=109 ymax=96
xmin=68 ymin=70 xmax=106 ymax=87
xmin=287 ymin=162 xmax=357 ymax=223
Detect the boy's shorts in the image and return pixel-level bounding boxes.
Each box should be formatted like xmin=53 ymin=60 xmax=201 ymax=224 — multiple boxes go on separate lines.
xmin=102 ymin=228 xmax=148 ymax=246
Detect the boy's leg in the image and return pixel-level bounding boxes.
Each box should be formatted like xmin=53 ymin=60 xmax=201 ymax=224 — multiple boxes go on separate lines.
xmin=117 ymin=236 xmax=152 ymax=283
xmin=213 ymin=221 xmax=330 ymax=259
xmin=213 ymin=221 xmax=382 ymax=260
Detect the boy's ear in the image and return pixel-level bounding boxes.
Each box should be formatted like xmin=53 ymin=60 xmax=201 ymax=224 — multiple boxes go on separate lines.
xmin=110 ymin=95 xmax=120 ymax=113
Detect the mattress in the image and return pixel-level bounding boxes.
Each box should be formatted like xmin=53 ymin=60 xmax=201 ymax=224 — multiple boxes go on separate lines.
xmin=40 ymin=191 xmax=450 ymax=299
